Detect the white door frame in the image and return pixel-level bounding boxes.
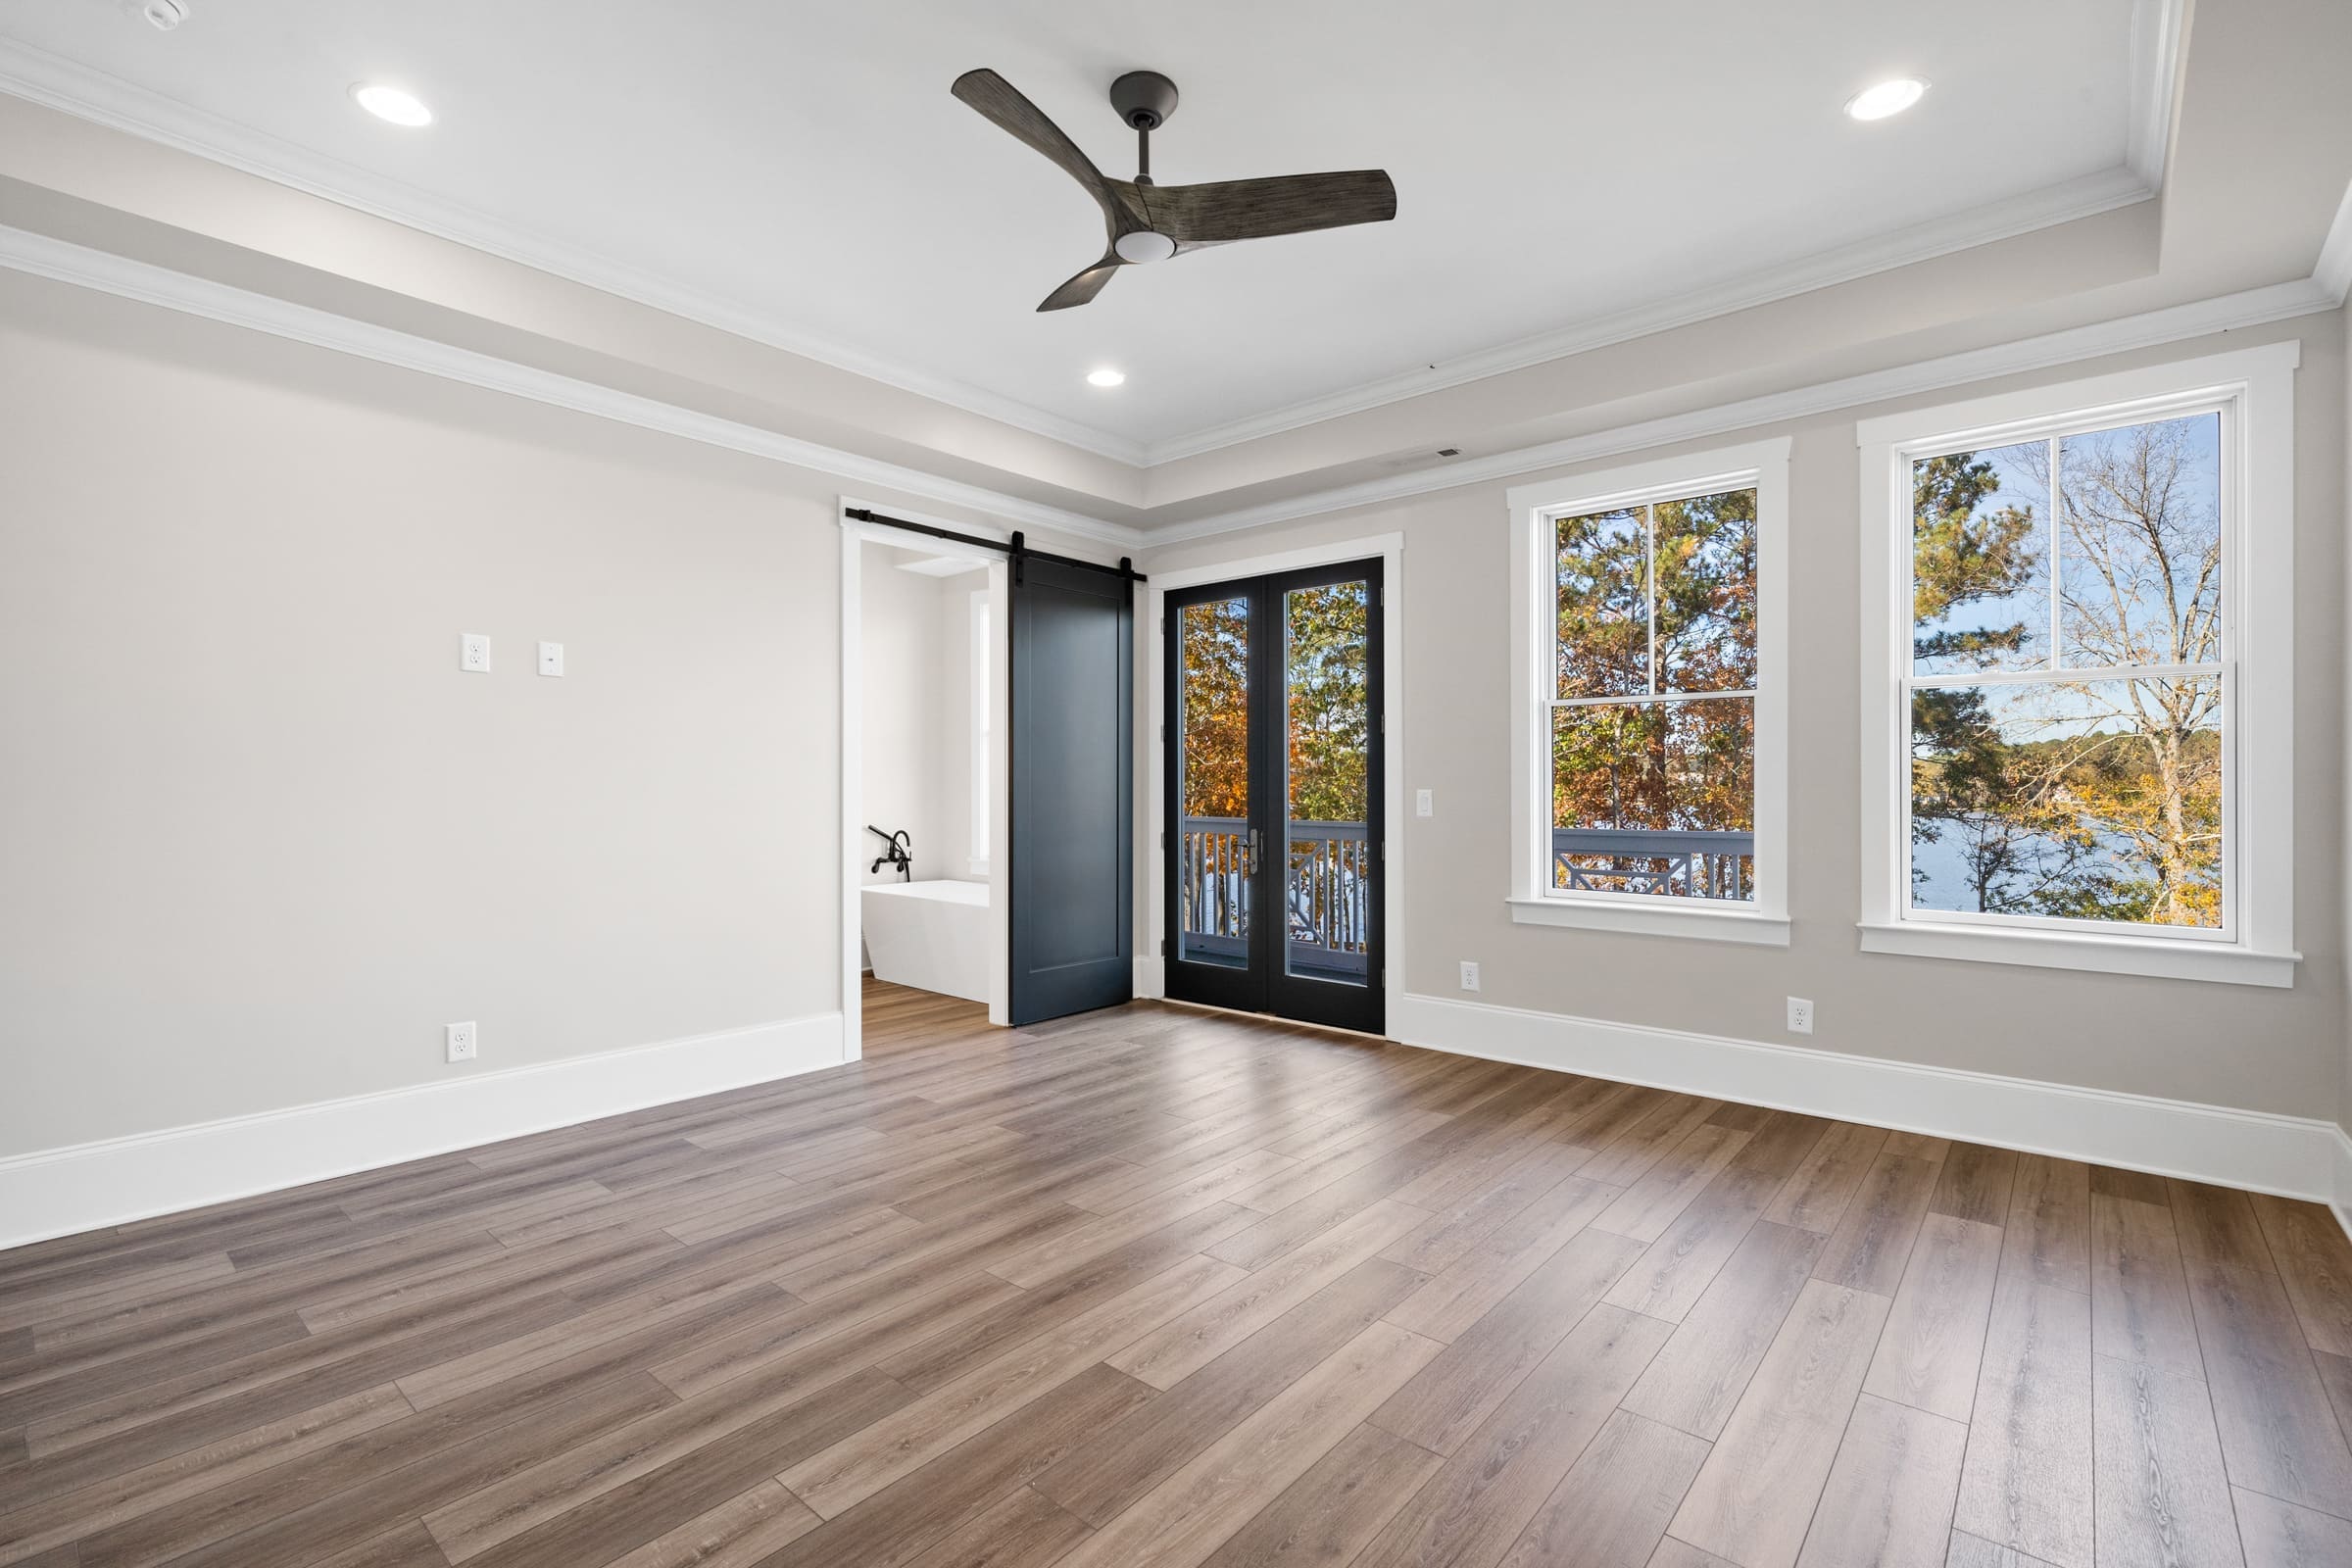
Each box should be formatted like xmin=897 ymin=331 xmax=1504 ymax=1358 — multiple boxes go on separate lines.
xmin=838 ymin=498 xmax=1010 ymax=1059
xmin=1141 ymin=532 xmax=1407 ymax=1039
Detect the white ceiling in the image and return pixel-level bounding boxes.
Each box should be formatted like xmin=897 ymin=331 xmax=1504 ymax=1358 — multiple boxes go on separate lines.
xmin=0 ymin=0 xmax=2152 ymax=463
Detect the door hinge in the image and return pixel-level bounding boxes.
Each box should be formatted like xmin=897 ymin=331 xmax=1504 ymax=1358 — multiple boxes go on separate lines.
xmin=1159 ymin=938 xmax=1168 ymax=956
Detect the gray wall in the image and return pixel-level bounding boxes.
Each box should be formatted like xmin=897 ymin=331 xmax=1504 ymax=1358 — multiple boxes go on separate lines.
xmin=0 ymin=272 xmax=1054 ymax=1155
xmin=1143 ymin=311 xmax=2350 ymax=1121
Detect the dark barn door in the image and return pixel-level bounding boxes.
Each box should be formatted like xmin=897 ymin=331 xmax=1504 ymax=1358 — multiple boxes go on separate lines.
xmin=1007 ymin=553 xmax=1134 ymax=1025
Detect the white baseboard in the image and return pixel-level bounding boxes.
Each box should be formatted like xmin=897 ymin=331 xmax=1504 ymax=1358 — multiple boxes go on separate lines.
xmin=1396 ymin=994 xmax=2344 ymax=1211
xmin=1133 ymin=956 xmax=1166 ymax=1001
xmin=2332 ymin=1126 xmax=2352 ymax=1242
xmin=0 ymin=1012 xmax=846 ymax=1250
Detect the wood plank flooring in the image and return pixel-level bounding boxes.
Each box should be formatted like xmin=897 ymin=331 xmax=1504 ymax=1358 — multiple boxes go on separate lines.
xmin=4 ymin=979 xmax=2350 ymax=1568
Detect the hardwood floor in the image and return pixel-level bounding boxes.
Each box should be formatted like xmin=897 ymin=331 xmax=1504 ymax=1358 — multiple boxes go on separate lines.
xmin=5 ymin=978 xmax=2351 ymax=1568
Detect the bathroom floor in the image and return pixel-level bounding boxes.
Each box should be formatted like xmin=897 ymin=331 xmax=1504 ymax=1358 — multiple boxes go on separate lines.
xmin=2 ymin=977 xmax=2348 ymax=1567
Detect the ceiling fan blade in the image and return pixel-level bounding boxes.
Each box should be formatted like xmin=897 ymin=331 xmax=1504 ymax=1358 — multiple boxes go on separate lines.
xmin=953 ymin=69 xmax=1125 ymax=221
xmin=1038 ymin=255 xmax=1122 ymax=312
xmin=1141 ymin=171 xmax=1397 ymax=245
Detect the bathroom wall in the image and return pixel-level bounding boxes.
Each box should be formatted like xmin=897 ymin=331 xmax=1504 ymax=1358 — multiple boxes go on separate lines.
xmin=859 ymin=546 xmax=991 ymax=963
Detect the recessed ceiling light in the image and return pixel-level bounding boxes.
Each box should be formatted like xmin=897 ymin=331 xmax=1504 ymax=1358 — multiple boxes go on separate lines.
xmin=1086 ymin=368 xmax=1126 ymax=388
xmin=1844 ymin=77 xmax=1927 ymax=122
xmin=352 ymin=82 xmax=433 ymax=127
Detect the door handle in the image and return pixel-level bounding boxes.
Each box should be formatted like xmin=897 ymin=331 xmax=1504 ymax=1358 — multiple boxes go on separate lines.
xmin=1248 ymin=827 xmax=1262 ymax=875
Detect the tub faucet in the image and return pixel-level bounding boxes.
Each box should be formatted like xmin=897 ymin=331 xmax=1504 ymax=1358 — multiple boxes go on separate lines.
xmin=865 ymin=825 xmax=913 ymax=882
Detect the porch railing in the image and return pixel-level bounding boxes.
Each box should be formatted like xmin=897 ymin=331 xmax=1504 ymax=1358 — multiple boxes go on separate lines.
xmin=1176 ymin=816 xmax=1371 ymax=981
xmin=1552 ymin=827 xmax=1754 ymax=901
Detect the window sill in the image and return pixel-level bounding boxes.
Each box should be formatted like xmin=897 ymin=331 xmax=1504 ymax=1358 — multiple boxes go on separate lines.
xmin=1856 ymin=921 xmax=2297 ymax=989
xmin=1507 ymin=897 xmax=1790 ymax=947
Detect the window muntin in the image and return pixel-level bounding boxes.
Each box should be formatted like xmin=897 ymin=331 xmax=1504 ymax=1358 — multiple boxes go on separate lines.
xmin=1902 ymin=409 xmax=2229 ymax=936
xmin=1547 ymin=484 xmax=1759 ymax=905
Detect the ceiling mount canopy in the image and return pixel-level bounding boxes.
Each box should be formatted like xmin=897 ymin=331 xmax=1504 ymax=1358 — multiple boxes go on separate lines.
xmin=950 ymin=66 xmax=1398 ymax=312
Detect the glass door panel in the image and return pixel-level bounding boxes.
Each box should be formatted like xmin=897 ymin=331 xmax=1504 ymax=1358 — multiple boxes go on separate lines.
xmin=1176 ymin=596 xmax=1252 ymax=972
xmin=1282 ymin=580 xmax=1372 ymax=988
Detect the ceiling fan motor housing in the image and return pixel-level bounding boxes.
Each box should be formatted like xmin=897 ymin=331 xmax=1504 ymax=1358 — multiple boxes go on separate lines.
xmin=1109 ymin=70 xmax=1178 ymax=130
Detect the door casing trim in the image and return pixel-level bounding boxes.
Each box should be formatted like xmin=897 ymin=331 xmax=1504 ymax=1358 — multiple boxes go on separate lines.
xmin=839 ymin=499 xmax=1014 ymax=1054
xmin=1142 ymin=532 xmax=1407 ymax=1038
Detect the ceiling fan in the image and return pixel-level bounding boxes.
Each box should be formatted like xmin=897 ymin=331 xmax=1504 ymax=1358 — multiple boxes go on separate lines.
xmin=951 ymin=68 xmax=1397 ymax=312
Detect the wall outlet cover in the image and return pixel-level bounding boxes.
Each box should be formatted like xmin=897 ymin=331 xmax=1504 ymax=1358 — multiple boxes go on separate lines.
xmin=1459 ymin=960 xmax=1481 ymax=992
xmin=445 ymin=1020 xmax=478 ymax=1062
xmin=460 ymin=633 xmax=491 ymax=673
xmin=538 ymin=641 xmax=564 ymax=677
xmin=1786 ymin=997 xmax=1814 ymax=1035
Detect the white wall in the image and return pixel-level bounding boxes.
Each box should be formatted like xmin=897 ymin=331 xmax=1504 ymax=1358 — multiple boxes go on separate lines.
xmin=858 ymin=548 xmax=951 ymax=891
xmin=0 ymin=270 xmax=1066 ymax=1159
xmin=1142 ymin=312 xmax=2349 ymax=1123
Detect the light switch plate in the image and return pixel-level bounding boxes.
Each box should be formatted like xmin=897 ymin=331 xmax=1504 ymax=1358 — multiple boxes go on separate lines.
xmin=1416 ymin=789 xmax=1434 ymax=817
xmin=538 ymin=641 xmax=564 ymax=677
xmin=460 ymin=633 xmax=491 ymax=673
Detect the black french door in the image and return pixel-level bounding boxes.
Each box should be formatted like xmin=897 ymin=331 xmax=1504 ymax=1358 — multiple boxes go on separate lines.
xmin=1163 ymin=560 xmax=1384 ymax=1034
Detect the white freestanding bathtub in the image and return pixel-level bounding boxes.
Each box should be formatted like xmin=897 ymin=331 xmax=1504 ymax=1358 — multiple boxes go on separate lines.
xmin=861 ymin=879 xmax=990 ymax=1003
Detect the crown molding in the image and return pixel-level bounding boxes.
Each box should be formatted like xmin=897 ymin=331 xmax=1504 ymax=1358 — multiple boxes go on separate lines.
xmin=0 ymin=223 xmax=1146 ymax=550
xmin=0 ymin=28 xmax=2177 ymax=474
xmin=2126 ymin=0 xmax=2187 ymax=189
xmin=1135 ymin=166 xmax=2155 ymax=466
xmin=0 ymin=40 xmax=1153 ymax=466
xmin=1139 ymin=272 xmax=2339 ymax=547
xmin=2314 ymin=175 xmax=2352 ymax=307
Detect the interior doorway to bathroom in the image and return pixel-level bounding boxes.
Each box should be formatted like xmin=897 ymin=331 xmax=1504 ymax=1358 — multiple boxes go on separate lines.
xmin=840 ymin=507 xmax=1009 ymax=1055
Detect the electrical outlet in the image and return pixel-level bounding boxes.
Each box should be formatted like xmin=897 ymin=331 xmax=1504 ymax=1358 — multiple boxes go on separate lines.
xmin=538 ymin=641 xmax=564 ymax=677
xmin=1416 ymin=789 xmax=1434 ymax=817
xmin=445 ymin=1020 xmax=477 ymax=1062
xmin=1786 ymin=997 xmax=1814 ymax=1035
xmin=1459 ymin=960 xmax=1481 ymax=992
xmin=460 ymin=633 xmax=491 ymax=673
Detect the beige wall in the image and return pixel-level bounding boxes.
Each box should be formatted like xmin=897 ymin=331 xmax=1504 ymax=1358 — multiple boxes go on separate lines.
xmin=0 ymin=270 xmax=1059 ymax=1156
xmin=1143 ymin=312 xmax=2350 ymax=1120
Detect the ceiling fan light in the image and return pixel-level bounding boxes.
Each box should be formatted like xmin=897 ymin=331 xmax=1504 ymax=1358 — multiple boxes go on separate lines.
xmin=1113 ymin=230 xmax=1177 ymax=265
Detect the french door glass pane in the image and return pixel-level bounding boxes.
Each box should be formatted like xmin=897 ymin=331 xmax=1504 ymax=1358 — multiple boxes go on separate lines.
xmin=1177 ymin=597 xmax=1250 ymax=969
xmin=1284 ymin=580 xmax=1371 ymax=984
xmin=1909 ymin=675 xmax=2222 ymax=928
xmin=1550 ymin=699 xmax=1755 ymax=901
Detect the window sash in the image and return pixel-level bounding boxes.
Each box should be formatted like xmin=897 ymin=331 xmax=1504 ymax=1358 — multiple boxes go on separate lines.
xmin=1544 ymin=486 xmax=1761 ymax=910
xmin=1896 ymin=400 xmax=2238 ymax=943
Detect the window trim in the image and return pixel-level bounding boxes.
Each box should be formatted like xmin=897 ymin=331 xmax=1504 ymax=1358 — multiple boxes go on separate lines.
xmin=1854 ymin=341 xmax=2299 ymax=987
xmin=1505 ymin=437 xmax=1791 ymax=945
